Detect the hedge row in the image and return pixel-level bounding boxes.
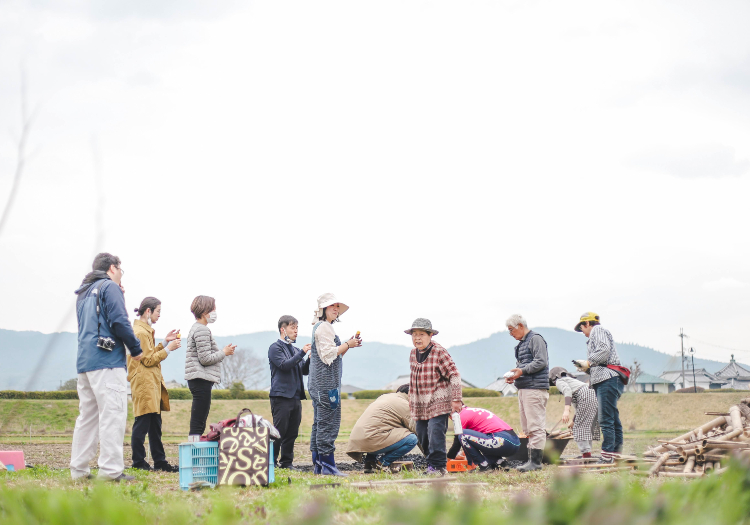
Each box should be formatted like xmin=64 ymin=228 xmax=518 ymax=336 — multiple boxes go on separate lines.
xmin=352 ymin=388 xmax=503 ymax=399
xmin=673 ymin=386 xmax=705 ymax=393
xmin=212 ymin=389 xmax=270 ymax=400
xmin=461 ymin=388 xmax=501 ymax=398
xmin=351 ymin=390 xmax=392 ymax=399
xmin=168 ymin=389 xmax=270 ymax=400
xmin=0 ymin=389 xmax=270 ymax=400
xmin=0 ymin=390 xmax=79 ymax=399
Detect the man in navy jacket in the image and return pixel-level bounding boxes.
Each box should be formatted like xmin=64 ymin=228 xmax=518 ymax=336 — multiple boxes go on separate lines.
xmin=70 ymin=252 xmax=143 ymax=481
xmin=268 ymin=315 xmax=310 ymax=469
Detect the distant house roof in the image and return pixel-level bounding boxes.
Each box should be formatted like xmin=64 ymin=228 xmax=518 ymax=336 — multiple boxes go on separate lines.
xmin=341 ymin=384 xmax=363 ymax=394
xmin=715 ymin=355 xmax=750 ymax=380
xmin=571 ymin=371 xmax=590 ymax=383
xmin=636 ymin=372 xmax=672 ymax=384
xmin=383 ymin=375 xmax=410 ymax=391
xmin=383 ymin=375 xmax=477 ymax=390
xmin=485 ymin=378 xmax=518 ymax=396
xmin=660 ymin=369 xmax=728 ymax=385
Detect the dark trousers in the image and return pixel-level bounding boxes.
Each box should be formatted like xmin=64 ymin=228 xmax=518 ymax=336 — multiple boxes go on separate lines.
xmin=187 ymin=378 xmax=214 ymax=436
xmin=270 ymin=396 xmax=302 ymax=467
xmin=131 ymin=413 xmax=168 ymax=469
xmin=460 ymin=429 xmax=520 ymax=466
xmin=416 ymin=414 xmax=449 ymax=469
xmin=592 ymin=376 xmax=624 ymax=453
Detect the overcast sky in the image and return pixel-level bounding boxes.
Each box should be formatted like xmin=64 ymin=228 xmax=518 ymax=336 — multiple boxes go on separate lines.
xmin=1 ymin=0 xmax=749 ymax=365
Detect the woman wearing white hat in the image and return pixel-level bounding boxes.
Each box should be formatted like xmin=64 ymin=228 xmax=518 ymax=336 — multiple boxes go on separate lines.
xmin=308 ymin=293 xmax=362 ymax=476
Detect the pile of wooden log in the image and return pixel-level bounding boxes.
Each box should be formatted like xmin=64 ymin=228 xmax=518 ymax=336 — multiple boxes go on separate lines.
xmin=548 ymin=428 xmax=573 ymax=440
xmin=642 ymin=398 xmax=750 ymax=478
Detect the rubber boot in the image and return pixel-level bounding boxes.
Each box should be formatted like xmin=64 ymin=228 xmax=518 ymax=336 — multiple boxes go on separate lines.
xmin=318 ymin=452 xmax=349 ymax=477
xmin=517 ymin=448 xmax=543 ymax=472
xmin=312 ymin=451 xmax=322 ymax=475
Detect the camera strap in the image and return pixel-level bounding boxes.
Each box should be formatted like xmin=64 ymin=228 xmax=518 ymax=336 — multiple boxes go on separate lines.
xmin=94 ymin=279 xmax=108 ymax=339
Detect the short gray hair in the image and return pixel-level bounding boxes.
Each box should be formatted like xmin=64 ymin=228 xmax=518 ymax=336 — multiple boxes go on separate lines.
xmin=505 ymin=314 xmax=528 ymax=329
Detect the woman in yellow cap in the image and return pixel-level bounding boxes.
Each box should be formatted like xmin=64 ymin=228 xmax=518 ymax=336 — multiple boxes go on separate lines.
xmin=575 ymin=312 xmax=625 ymax=464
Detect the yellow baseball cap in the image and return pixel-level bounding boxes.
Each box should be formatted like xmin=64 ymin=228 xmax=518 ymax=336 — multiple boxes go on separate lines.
xmin=574 ymin=312 xmax=600 ymax=332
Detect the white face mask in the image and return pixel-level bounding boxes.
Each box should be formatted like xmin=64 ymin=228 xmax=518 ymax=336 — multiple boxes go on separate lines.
xmin=208 ymin=311 xmax=217 ymax=324
xmin=146 ymin=316 xmax=153 ymax=326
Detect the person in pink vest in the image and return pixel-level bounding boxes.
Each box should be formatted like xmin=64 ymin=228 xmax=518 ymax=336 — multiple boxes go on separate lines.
xmin=447 ymin=405 xmax=521 ymax=471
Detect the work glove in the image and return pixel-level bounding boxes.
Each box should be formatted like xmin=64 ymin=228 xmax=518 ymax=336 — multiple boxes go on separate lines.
xmin=572 ymin=359 xmax=591 ymax=373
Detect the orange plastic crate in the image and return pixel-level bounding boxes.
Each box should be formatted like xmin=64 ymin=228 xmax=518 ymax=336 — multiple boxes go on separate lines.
xmin=446 ymin=459 xmax=476 ymax=472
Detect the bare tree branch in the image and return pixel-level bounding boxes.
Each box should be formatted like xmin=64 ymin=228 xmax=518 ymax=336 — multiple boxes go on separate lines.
xmin=0 ymin=66 xmax=38 ymax=238
xmin=220 ymin=348 xmax=266 ymax=389
xmin=24 ymin=138 xmax=106 ymax=390
xmin=627 ymin=359 xmax=643 ymax=392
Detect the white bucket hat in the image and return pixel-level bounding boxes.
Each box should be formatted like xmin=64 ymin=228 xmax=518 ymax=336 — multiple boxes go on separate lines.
xmin=312 ymin=293 xmax=349 ymax=324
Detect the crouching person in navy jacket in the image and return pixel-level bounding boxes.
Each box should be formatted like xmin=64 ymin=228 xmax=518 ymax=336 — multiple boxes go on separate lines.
xmin=70 ymin=253 xmax=144 ymax=481
xmin=268 ymin=315 xmax=311 ymax=470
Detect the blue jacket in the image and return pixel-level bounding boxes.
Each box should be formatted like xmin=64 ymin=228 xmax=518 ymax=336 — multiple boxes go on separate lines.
xmin=268 ymin=339 xmax=310 ymax=399
xmin=74 ymin=272 xmax=143 ymax=374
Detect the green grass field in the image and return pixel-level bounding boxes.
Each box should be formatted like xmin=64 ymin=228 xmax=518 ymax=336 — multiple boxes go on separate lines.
xmin=1 ymin=392 xmax=749 ymax=524
xmin=2 ymin=392 xmax=745 ymax=438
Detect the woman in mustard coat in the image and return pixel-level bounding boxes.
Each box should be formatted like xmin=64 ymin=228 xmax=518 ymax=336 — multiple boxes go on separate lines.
xmin=128 ymin=297 xmax=180 ymax=471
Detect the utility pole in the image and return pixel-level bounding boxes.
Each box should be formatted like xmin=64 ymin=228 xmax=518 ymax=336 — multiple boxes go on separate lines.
xmin=690 ymin=348 xmax=697 ymax=393
xmin=679 ymin=328 xmax=687 ymax=389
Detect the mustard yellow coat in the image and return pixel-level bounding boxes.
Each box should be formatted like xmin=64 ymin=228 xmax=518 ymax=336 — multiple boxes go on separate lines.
xmin=128 ymin=319 xmax=170 ymax=417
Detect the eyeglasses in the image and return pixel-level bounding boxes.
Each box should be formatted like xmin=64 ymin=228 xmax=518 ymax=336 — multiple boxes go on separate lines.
xmin=116 ymin=266 xmax=124 ymax=275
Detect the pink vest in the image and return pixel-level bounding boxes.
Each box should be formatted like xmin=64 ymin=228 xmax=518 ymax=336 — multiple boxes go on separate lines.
xmin=459 ymin=407 xmax=512 ymax=434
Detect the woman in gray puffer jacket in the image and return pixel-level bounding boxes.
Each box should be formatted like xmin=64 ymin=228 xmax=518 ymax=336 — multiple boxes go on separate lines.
xmin=185 ymin=295 xmax=236 ymax=439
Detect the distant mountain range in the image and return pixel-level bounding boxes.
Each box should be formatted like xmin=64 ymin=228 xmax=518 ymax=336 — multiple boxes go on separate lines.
xmin=0 ymin=327 xmax=741 ymax=391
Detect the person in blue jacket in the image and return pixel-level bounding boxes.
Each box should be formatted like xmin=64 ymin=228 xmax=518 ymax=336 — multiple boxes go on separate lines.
xmin=268 ymin=315 xmax=311 ymax=470
xmin=70 ymin=252 xmax=144 ymax=482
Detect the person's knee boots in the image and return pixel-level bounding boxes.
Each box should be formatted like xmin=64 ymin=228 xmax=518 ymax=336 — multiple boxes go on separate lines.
xmin=318 ymin=452 xmax=348 ymax=477
xmin=517 ymin=448 xmax=543 ymax=472
xmin=312 ymin=451 xmax=321 ymax=475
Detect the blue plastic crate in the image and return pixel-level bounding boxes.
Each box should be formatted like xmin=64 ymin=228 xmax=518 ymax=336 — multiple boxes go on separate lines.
xmin=178 ymin=441 xmax=275 ymax=490
xmin=269 ymin=442 xmax=274 ymax=484
xmin=179 ymin=442 xmax=218 ymax=490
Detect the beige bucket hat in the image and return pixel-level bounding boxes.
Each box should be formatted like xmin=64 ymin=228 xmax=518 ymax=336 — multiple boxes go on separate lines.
xmin=312 ymin=293 xmax=349 ymax=324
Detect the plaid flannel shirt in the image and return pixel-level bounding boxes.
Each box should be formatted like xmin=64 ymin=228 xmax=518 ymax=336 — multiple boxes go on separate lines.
xmin=586 ymin=325 xmax=621 ymax=385
xmin=408 ymin=341 xmax=462 ymax=420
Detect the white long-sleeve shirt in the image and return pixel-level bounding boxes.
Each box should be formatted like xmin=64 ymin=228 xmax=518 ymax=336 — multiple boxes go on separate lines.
xmin=555 ymin=376 xmax=587 ymax=406
xmin=314 ymin=321 xmax=340 ymax=366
